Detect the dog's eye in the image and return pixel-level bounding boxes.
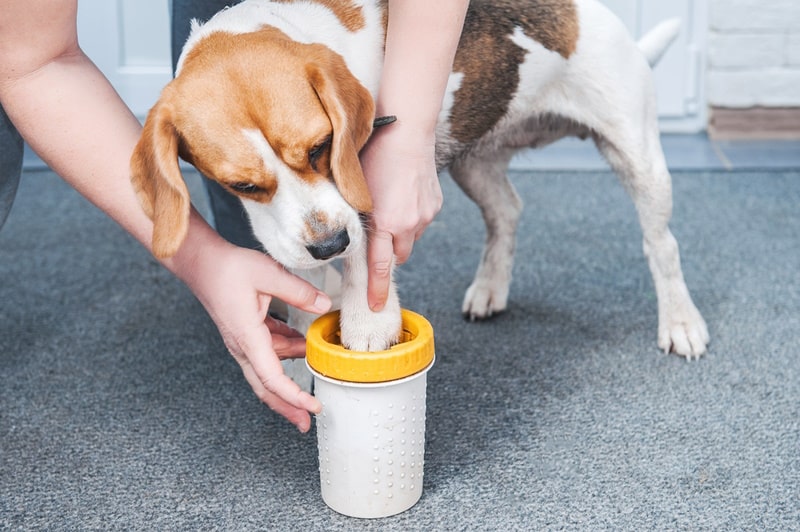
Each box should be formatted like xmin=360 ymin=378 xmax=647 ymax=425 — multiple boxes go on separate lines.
xmin=229 ymin=182 xmax=261 ymax=194
xmin=308 ymin=136 xmax=331 ymax=169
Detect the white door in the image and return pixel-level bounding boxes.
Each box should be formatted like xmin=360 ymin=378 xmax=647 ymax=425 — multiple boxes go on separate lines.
xmin=77 ymin=0 xmax=172 ymax=120
xmin=74 ymin=0 xmax=707 ymax=131
xmin=601 ymin=0 xmax=708 ymax=133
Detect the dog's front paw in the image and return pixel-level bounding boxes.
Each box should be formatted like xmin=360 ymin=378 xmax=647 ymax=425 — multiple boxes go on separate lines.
xmin=659 ymin=303 xmax=709 ymax=360
xmin=339 ymin=304 xmax=402 ymax=352
xmin=462 ymin=278 xmax=509 ymax=320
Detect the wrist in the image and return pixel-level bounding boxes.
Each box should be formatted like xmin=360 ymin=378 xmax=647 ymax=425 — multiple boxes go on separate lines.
xmin=370 ymin=117 xmax=436 ymax=156
xmin=159 ymin=210 xmax=229 ymax=291
xmin=374 ymin=104 xmax=438 ymax=140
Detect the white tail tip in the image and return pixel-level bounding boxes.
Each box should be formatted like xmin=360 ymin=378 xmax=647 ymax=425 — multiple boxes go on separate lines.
xmin=638 ymin=18 xmax=681 ymax=66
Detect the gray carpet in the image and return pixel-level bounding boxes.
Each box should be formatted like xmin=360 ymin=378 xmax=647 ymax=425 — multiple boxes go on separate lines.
xmin=1 ymin=166 xmax=798 ymax=530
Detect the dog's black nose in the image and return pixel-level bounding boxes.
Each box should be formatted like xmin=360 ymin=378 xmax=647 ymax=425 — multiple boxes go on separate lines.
xmin=306 ymin=229 xmax=350 ymax=261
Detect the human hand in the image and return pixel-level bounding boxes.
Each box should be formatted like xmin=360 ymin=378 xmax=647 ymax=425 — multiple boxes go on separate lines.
xmin=360 ymin=123 xmax=443 ymax=311
xmin=177 ymin=237 xmax=332 ymax=432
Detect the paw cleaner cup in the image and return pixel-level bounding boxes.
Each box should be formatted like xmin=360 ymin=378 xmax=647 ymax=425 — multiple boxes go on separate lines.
xmin=305 ymin=309 xmax=435 ymax=518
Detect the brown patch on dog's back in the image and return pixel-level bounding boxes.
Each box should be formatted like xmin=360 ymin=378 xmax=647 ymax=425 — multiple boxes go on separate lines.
xmin=515 ymin=0 xmax=579 ymax=59
xmin=449 ymin=0 xmax=579 ymax=145
xmin=275 ymin=0 xmax=365 ymax=31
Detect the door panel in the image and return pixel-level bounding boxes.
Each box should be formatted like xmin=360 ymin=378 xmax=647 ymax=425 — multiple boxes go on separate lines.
xmin=77 ymin=0 xmax=171 ymax=119
xmin=601 ymin=0 xmax=707 ymax=132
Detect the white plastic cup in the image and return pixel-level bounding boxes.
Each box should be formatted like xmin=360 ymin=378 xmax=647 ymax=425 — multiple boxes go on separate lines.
xmin=305 ymin=310 xmax=435 ymax=519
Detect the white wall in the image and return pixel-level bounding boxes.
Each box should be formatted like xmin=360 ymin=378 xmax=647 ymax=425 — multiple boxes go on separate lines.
xmin=707 ymin=0 xmax=800 ymax=107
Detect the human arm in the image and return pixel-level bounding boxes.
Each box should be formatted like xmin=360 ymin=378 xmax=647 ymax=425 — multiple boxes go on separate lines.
xmin=0 ymin=0 xmax=330 ymax=432
xmin=361 ymin=0 xmax=468 ymax=311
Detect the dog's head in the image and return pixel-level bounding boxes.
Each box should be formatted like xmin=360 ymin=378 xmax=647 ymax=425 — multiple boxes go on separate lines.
xmin=131 ymin=27 xmax=375 ymax=267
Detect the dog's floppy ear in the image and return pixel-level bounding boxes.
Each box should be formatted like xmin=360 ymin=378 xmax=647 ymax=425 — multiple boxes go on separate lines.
xmin=130 ymin=88 xmax=191 ymax=259
xmin=307 ymin=57 xmax=375 ymax=213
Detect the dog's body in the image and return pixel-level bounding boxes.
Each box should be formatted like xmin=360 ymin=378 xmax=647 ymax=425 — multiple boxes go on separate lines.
xmin=131 ymin=0 xmax=709 ymax=372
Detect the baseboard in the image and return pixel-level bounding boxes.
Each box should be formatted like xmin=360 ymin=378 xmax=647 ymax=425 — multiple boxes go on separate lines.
xmin=709 ymin=106 xmax=800 ymax=140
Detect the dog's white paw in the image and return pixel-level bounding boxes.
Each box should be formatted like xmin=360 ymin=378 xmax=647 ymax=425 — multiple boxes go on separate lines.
xmin=658 ymin=303 xmax=709 ymax=360
xmin=462 ymin=279 xmax=509 ymax=320
xmin=339 ymin=304 xmax=402 ymax=352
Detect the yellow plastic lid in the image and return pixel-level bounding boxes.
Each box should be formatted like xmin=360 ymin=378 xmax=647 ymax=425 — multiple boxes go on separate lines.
xmin=306 ymin=309 xmax=435 ymax=383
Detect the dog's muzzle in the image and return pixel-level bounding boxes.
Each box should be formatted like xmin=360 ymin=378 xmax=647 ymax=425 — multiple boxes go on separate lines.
xmin=306 ymin=228 xmax=350 ymax=261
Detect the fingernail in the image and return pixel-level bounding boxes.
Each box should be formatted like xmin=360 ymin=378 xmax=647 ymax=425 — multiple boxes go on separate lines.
xmin=314 ymin=293 xmax=331 ymax=313
xmin=310 ymin=399 xmax=322 ymax=414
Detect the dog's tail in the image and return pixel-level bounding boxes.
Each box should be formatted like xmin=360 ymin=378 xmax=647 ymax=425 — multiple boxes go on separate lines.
xmin=637 ymin=18 xmax=681 ymax=66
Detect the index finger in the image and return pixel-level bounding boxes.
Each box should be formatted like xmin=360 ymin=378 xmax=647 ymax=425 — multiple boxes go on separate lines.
xmin=367 ymin=230 xmax=394 ymax=311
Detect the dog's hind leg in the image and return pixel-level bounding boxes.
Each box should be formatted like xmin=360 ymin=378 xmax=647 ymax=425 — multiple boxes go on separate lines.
xmin=592 ymin=120 xmax=709 ymax=359
xmin=450 ymin=148 xmax=522 ymax=320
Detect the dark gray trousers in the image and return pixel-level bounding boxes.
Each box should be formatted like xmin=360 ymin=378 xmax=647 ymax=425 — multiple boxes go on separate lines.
xmin=0 ymin=105 xmax=23 ymax=230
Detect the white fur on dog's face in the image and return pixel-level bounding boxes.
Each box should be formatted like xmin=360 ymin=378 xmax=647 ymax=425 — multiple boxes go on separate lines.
xmin=239 ymin=128 xmax=364 ymax=268
xmin=130 ymin=24 xmax=376 ymax=262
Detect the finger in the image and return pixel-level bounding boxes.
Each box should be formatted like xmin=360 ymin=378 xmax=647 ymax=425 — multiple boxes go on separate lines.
xmin=270 ymin=334 xmax=308 ymax=360
xmin=253 ymin=256 xmax=332 ymax=315
xmin=265 ymin=315 xmax=305 ymax=339
xmin=265 ymin=317 xmax=308 ymax=359
xmin=368 ymin=230 xmax=394 ymax=311
xmin=393 ymin=232 xmax=415 ymax=265
xmin=241 ymin=323 xmax=322 ymax=416
xmin=239 ymin=362 xmax=314 ymax=432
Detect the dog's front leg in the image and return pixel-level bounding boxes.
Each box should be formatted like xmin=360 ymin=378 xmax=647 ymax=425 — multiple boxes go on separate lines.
xmin=340 ymin=241 xmax=402 ymax=352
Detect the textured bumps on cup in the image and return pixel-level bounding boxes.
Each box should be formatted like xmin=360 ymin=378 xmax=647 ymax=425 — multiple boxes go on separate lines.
xmin=305 ymin=309 xmax=435 ymax=519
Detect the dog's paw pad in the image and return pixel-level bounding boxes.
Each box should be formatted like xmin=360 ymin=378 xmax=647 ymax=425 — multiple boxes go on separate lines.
xmin=462 ymin=280 xmax=509 ymax=320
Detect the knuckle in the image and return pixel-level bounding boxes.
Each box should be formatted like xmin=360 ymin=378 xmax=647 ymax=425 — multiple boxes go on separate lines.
xmin=296 ymin=284 xmax=317 ymax=305
xmin=371 ymin=259 xmax=392 ymax=278
xmin=258 ymin=372 xmax=279 ymax=395
xmin=255 ymin=387 xmax=273 ymax=404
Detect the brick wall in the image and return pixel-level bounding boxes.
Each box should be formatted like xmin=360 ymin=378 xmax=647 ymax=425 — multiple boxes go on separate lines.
xmin=707 ymin=0 xmax=800 ymax=137
xmin=708 ymin=0 xmax=800 ymax=107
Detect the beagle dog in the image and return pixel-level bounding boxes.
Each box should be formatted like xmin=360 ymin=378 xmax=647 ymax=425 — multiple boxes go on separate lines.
xmin=131 ymin=0 xmax=709 ymax=371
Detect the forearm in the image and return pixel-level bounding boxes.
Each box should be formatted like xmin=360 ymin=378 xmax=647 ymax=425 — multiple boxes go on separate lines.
xmin=378 ymin=0 xmax=468 ymax=136
xmin=0 ymin=48 xmax=215 ymax=285
xmin=0 ymin=0 xmax=331 ymax=427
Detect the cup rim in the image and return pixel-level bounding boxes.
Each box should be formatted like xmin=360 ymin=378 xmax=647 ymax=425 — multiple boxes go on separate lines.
xmin=305 ymin=309 xmax=435 ymax=383
xmin=306 ymin=357 xmax=435 ymax=388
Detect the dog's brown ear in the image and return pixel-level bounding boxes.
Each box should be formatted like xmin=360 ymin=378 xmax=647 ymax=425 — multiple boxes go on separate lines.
xmin=307 ymin=56 xmax=375 ymax=213
xmin=130 ymin=89 xmax=191 ymax=259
